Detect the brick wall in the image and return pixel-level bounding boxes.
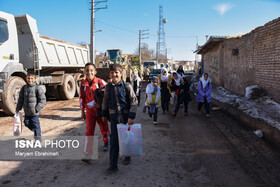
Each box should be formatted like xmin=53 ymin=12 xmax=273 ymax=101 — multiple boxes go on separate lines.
xmin=203 ymin=17 xmax=280 ymax=102
xmin=203 ymin=43 xmax=222 ymax=86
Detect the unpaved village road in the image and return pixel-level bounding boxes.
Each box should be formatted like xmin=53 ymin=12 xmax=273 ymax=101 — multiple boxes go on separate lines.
xmin=0 ymin=84 xmax=280 ymax=186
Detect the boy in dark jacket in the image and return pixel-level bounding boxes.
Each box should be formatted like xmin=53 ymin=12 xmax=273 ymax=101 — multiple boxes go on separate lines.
xmin=16 ymin=72 xmax=46 ymax=140
xmin=102 ymin=64 xmax=138 ymax=174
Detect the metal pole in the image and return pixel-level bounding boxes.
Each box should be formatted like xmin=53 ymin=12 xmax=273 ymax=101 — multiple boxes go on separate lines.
xmin=90 ymin=0 xmax=95 ymax=64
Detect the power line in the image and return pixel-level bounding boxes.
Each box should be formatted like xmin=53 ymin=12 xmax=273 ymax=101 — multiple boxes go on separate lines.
xmin=95 ymin=19 xmax=138 ymax=34
xmin=95 ymin=19 xmax=204 ymax=40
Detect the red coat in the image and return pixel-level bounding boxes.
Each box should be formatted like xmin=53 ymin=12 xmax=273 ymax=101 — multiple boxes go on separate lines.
xmin=79 ymin=77 xmax=107 ymax=115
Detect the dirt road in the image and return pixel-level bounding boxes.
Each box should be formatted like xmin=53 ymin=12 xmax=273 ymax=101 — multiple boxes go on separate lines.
xmin=0 ymin=84 xmax=280 ymax=186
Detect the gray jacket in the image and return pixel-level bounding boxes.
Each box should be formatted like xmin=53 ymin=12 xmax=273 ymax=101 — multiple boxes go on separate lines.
xmin=16 ymin=83 xmax=46 ymax=116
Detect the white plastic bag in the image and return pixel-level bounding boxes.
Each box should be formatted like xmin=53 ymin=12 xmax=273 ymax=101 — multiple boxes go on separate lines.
xmin=170 ymin=92 xmax=176 ymax=105
xmin=117 ymin=123 xmax=143 ymax=156
xmin=14 ymin=112 xmax=23 ymax=136
xmin=86 ymin=100 xmax=96 ymax=109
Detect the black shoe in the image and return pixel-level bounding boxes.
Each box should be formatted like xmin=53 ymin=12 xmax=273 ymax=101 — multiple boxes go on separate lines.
xmin=103 ymin=143 xmax=109 ymax=152
xmin=122 ymin=157 xmax=131 ymax=165
xmin=106 ymin=165 xmax=118 ymax=174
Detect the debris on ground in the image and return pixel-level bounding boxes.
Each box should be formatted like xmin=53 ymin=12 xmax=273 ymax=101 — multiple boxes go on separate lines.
xmin=211 ymin=86 xmax=280 ymax=130
xmin=253 ymin=130 xmax=264 ymax=138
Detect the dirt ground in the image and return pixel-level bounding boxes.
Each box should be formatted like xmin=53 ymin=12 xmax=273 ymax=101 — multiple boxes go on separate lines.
xmin=0 ymin=83 xmax=280 ymax=186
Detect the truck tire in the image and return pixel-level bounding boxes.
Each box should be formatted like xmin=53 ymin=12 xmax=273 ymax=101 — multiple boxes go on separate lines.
xmin=74 ymin=73 xmax=83 ymax=97
xmin=1 ymin=77 xmax=26 ymax=115
xmin=59 ymin=74 xmax=76 ymax=100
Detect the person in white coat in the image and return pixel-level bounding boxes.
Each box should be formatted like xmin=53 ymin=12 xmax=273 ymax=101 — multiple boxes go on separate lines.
xmin=144 ymin=76 xmax=161 ymax=125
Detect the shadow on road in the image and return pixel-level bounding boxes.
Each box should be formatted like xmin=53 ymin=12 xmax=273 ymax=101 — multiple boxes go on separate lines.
xmin=40 ymin=115 xmax=82 ymax=121
xmin=0 ymin=110 xmax=9 ymax=117
xmin=48 ymin=108 xmax=81 ymax=112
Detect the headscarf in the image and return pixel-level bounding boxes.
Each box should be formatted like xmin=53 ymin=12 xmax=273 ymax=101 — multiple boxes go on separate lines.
xmin=201 ymin=73 xmax=211 ymax=88
xmin=132 ymin=71 xmax=140 ymax=81
xmin=160 ymin=68 xmax=168 ymax=82
xmin=177 ymin=65 xmax=184 ymax=75
xmin=171 ymin=72 xmax=181 ymax=86
xmin=146 ymin=83 xmax=158 ymax=94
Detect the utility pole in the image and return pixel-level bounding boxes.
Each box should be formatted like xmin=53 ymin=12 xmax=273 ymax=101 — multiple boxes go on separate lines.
xmin=90 ymin=0 xmax=107 ymax=65
xmin=139 ymin=30 xmax=141 ymax=65
xmin=90 ymin=0 xmax=95 ymax=64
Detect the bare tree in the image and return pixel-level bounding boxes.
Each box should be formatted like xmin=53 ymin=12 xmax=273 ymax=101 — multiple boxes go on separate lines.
xmin=134 ymin=43 xmax=156 ymax=61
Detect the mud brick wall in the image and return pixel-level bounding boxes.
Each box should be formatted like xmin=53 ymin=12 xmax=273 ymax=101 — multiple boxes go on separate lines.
xmin=203 ymin=17 xmax=280 ymax=102
xmin=203 ymin=43 xmax=223 ymax=86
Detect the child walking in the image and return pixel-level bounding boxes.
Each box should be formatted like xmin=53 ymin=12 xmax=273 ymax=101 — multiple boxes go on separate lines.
xmin=131 ymin=71 xmax=142 ymax=106
xmin=145 ymin=76 xmax=161 ymax=125
xmin=102 ymin=64 xmax=138 ymax=174
xmin=157 ymin=68 xmax=172 ymax=114
xmin=16 ymin=72 xmax=46 ymax=141
xmin=79 ymin=63 xmax=110 ymax=162
xmin=169 ymin=72 xmax=188 ymax=117
xmin=196 ymin=73 xmax=212 ymax=117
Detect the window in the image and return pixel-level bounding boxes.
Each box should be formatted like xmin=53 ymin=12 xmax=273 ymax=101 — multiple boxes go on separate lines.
xmin=108 ymin=50 xmax=120 ymax=62
xmin=143 ymin=62 xmax=155 ymax=67
xmin=0 ymin=20 xmax=9 ymax=44
xmin=150 ymin=69 xmax=161 ymax=74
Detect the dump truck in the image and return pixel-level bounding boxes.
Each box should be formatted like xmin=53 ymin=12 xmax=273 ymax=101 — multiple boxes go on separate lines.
xmin=0 ymin=11 xmax=89 ymax=115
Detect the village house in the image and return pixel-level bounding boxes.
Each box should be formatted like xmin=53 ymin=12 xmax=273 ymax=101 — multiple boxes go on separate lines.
xmin=196 ymin=17 xmax=280 ymax=102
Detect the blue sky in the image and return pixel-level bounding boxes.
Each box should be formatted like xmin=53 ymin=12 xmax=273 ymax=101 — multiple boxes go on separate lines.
xmin=1 ymin=0 xmax=280 ymax=61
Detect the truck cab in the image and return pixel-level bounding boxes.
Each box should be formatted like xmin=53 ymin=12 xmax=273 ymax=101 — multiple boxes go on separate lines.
xmin=0 ymin=11 xmax=27 ymax=115
xmin=107 ymin=49 xmax=123 ymax=64
xmin=143 ymin=61 xmax=156 ymax=70
xmin=0 ymin=11 xmax=20 ymax=69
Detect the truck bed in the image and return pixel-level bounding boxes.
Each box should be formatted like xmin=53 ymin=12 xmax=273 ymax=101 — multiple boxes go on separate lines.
xmin=15 ymin=14 xmax=89 ymax=70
